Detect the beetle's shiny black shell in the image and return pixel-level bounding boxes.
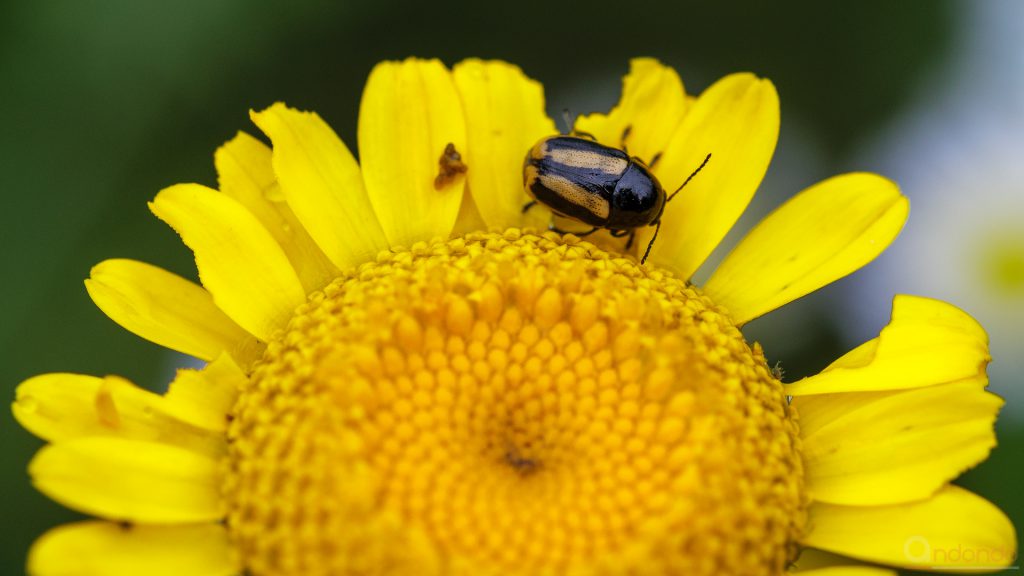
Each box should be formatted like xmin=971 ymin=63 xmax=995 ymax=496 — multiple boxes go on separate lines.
xmin=523 ymin=136 xmax=665 ymax=229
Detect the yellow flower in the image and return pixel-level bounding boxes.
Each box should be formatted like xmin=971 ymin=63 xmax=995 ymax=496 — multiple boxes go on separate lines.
xmin=13 ymin=58 xmax=1016 ymax=576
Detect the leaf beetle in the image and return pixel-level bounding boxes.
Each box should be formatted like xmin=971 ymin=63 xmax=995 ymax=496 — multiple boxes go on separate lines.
xmin=523 ymin=126 xmax=710 ymax=264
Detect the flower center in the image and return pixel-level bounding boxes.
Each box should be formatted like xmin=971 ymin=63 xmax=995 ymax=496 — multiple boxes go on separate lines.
xmin=223 ymin=230 xmax=805 ymax=576
xmin=977 ymin=232 xmax=1024 ymax=296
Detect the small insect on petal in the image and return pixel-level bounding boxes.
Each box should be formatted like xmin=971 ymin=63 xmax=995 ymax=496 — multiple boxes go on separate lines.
xmin=435 ymin=143 xmax=468 ymax=190
xmin=523 ymin=135 xmax=711 ymax=263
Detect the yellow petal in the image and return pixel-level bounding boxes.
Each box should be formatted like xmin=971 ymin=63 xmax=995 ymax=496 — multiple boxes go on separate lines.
xmin=452 ymin=58 xmax=556 ymax=229
xmin=449 ymin=182 xmax=489 ymax=238
xmin=150 ymin=183 xmax=306 ymax=342
xmin=792 ymin=567 xmax=897 ymax=576
xmin=646 ymin=73 xmax=779 ymax=277
xmin=28 ymin=521 xmax=239 ymax=576
xmin=704 ymin=173 xmax=908 ymax=324
xmin=12 ymin=374 xmax=223 ymax=456
xmin=359 ymin=58 xmax=467 ymax=246
xmin=804 ymin=485 xmax=1017 ymax=572
xmin=250 ymin=103 xmax=389 ymax=270
xmin=162 ymin=353 xmax=245 ymax=433
xmin=790 ymin=548 xmax=898 ymax=575
xmin=30 ymin=437 xmax=222 ymax=523
xmin=574 ymin=58 xmax=688 ymax=166
xmin=787 ymin=296 xmax=989 ymax=395
xmin=795 ymin=380 xmax=1001 ymax=506
xmin=793 ymin=374 xmax=988 ymax=440
xmin=215 ymin=130 xmax=339 ymax=291
xmin=85 ymin=259 xmax=252 ymax=363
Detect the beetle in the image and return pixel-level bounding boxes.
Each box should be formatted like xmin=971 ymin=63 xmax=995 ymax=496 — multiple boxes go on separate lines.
xmin=522 ymin=131 xmax=710 ymax=264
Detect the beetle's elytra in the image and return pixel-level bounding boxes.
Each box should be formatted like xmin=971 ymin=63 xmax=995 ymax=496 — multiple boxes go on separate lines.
xmin=524 ymin=136 xmax=665 ymax=229
xmin=522 ymin=133 xmax=710 ymax=264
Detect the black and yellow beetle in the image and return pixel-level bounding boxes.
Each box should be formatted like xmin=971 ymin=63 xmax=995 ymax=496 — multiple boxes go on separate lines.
xmin=523 ymin=131 xmax=710 ymax=264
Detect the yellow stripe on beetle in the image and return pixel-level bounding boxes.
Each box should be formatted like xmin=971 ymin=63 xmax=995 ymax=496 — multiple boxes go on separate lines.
xmin=537 ymin=173 xmax=610 ymax=219
xmin=545 ymin=147 xmax=628 ymax=175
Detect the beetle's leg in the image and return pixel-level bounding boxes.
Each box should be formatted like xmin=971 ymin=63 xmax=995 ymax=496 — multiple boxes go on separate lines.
xmin=620 ymin=125 xmax=632 ymax=154
xmin=521 ymin=200 xmax=537 ymax=214
xmin=548 ymin=223 xmax=600 ymax=237
xmin=609 ymin=229 xmax=636 ymax=248
xmin=641 ymin=221 xmax=661 ymax=264
xmin=648 ymin=151 xmax=663 ymax=169
xmin=572 ymin=130 xmax=598 ymax=141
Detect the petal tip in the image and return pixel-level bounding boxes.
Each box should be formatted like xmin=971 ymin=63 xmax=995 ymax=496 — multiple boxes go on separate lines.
xmin=629 ymin=56 xmax=665 ymax=67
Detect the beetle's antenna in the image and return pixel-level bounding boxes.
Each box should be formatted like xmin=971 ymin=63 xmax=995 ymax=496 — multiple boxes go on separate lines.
xmin=666 ymin=153 xmax=712 ymax=203
xmin=641 ymin=221 xmax=661 ymax=264
xmin=646 ymin=153 xmax=710 ymax=262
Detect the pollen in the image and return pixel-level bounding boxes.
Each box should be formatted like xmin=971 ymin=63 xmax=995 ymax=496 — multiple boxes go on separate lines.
xmin=223 ymin=230 xmax=806 ymax=576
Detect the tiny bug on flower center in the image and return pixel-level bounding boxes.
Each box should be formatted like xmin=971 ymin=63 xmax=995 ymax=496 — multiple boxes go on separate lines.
xmin=523 ymin=126 xmax=710 ymax=264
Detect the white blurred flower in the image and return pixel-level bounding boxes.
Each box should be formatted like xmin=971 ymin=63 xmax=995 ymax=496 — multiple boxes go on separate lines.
xmin=848 ymin=0 xmax=1024 ymax=417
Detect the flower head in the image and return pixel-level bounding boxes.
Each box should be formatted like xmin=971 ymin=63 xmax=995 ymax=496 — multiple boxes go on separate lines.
xmin=13 ymin=58 xmax=1016 ymax=575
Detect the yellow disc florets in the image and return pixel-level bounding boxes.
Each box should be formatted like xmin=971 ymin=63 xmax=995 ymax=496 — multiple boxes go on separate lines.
xmin=223 ymin=230 xmax=806 ymax=576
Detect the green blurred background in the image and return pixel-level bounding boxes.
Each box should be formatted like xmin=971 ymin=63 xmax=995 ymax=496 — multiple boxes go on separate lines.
xmin=2 ymin=1 xmax=1021 ymax=573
